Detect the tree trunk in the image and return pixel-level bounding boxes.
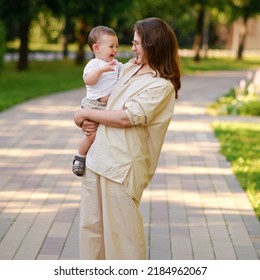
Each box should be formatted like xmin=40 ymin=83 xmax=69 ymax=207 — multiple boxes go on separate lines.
xmin=17 ymin=18 xmax=31 ymax=71
xmin=193 ymin=5 xmax=205 ymax=62
xmin=202 ymin=11 xmax=210 ymax=58
xmin=75 ymin=19 xmax=87 ymax=65
xmin=62 ymin=15 xmax=70 ymax=59
xmin=237 ymin=17 xmax=248 ymax=60
xmin=0 ymin=20 xmax=5 ymax=69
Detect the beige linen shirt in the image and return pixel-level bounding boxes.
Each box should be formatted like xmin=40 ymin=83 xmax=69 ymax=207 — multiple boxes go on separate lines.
xmin=86 ymin=62 xmax=175 ymax=202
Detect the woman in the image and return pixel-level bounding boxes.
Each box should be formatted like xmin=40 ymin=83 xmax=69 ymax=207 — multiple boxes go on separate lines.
xmin=74 ymin=17 xmax=181 ymax=260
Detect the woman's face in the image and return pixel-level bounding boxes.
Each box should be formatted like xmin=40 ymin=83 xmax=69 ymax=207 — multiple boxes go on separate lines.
xmin=132 ymin=31 xmax=147 ymax=65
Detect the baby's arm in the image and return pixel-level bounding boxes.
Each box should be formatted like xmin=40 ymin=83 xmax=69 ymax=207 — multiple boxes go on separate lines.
xmin=84 ymin=61 xmax=117 ymax=85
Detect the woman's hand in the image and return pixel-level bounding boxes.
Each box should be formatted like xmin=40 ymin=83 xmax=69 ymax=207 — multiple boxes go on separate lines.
xmin=81 ymin=120 xmax=99 ymax=136
xmin=73 ymin=108 xmax=99 ymax=135
xmin=73 ymin=108 xmax=86 ymax=127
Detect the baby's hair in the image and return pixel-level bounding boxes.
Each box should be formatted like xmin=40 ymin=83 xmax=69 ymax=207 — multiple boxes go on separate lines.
xmin=88 ymin=26 xmax=117 ymax=51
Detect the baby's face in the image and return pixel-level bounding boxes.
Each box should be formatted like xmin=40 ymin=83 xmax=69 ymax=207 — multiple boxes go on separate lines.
xmin=95 ymin=35 xmax=119 ymax=62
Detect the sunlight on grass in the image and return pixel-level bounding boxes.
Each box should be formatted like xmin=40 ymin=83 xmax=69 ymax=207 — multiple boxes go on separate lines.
xmin=0 ymin=60 xmax=83 ymax=112
xmin=182 ymin=57 xmax=260 ymax=73
xmin=213 ymin=122 xmax=260 ymax=220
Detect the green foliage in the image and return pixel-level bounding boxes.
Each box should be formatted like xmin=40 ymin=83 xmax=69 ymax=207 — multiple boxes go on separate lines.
xmin=213 ymin=122 xmax=260 ymax=219
xmin=238 ymin=101 xmax=260 ymax=116
xmin=31 ymin=9 xmax=65 ymax=44
xmin=1 ymin=0 xmax=259 ymax=69
xmin=0 ymin=20 xmax=5 ymax=69
xmin=207 ymin=89 xmax=234 ymax=114
xmin=209 ymin=90 xmax=260 ymax=116
xmin=228 ymin=0 xmax=260 ymax=20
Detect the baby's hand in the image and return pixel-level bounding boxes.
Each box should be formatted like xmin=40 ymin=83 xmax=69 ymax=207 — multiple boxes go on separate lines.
xmin=129 ymin=58 xmax=137 ymax=64
xmin=102 ymin=61 xmax=117 ymax=72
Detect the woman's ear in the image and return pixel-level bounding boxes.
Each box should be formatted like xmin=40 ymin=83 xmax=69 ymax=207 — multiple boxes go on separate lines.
xmin=92 ymin=43 xmax=99 ymax=53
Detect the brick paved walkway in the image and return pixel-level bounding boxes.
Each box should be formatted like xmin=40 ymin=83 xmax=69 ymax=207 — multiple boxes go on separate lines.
xmin=0 ymin=71 xmax=259 ymax=260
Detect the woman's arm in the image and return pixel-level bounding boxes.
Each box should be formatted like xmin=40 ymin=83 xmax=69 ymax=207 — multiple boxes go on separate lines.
xmin=74 ymin=107 xmax=132 ymax=128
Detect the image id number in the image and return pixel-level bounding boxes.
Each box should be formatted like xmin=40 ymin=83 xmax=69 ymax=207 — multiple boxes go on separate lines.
xmin=147 ymin=266 xmax=207 ymax=276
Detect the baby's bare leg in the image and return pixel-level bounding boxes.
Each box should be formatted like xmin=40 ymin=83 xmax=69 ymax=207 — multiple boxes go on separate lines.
xmin=78 ymin=135 xmax=95 ymax=155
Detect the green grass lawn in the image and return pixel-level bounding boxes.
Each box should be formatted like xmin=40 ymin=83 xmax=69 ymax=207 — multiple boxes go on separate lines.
xmin=213 ymin=122 xmax=260 ymax=220
xmin=182 ymin=56 xmax=260 ymax=73
xmin=0 ymin=60 xmax=83 ymax=112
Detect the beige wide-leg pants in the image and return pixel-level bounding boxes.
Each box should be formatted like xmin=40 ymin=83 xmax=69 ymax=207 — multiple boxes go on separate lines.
xmin=79 ymin=167 xmax=147 ymax=260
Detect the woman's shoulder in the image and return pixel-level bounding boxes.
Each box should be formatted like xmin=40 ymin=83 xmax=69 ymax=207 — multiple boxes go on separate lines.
xmin=149 ymin=72 xmax=174 ymax=89
xmin=118 ymin=61 xmax=140 ymax=77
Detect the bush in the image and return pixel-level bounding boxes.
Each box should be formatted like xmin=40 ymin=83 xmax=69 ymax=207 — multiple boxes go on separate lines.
xmin=238 ymin=101 xmax=260 ymax=116
xmin=0 ymin=20 xmax=5 ymax=69
xmin=208 ymin=70 xmax=260 ymax=116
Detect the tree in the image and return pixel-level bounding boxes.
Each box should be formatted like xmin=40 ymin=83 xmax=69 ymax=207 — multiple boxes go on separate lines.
xmin=0 ymin=0 xmax=135 ymax=68
xmin=62 ymin=0 xmax=134 ymax=64
xmin=227 ymin=0 xmax=260 ymax=60
xmin=131 ymin=0 xmax=224 ymax=61
xmin=0 ymin=0 xmax=34 ymax=70
xmin=0 ymin=0 xmax=64 ymax=70
xmin=185 ymin=0 xmax=227 ymax=61
xmin=193 ymin=2 xmax=206 ymax=61
xmin=0 ymin=20 xmax=5 ymax=69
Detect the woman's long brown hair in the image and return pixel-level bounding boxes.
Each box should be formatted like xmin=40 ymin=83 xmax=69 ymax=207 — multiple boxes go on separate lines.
xmin=134 ymin=18 xmax=181 ymax=98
